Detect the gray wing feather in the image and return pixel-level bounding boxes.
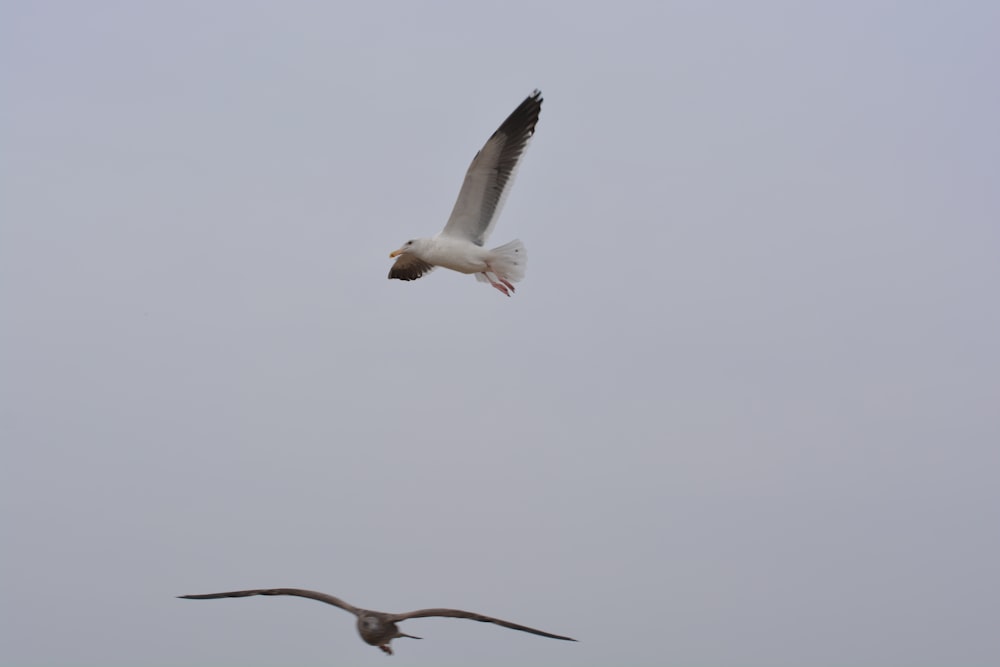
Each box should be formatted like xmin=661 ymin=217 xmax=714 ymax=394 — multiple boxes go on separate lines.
xmin=388 ymin=607 xmax=576 ymax=641
xmin=440 ymin=90 xmax=542 ymax=246
xmin=178 ymin=588 xmax=362 ymax=617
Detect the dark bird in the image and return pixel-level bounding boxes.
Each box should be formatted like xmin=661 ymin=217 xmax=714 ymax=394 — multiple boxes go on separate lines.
xmin=178 ymin=587 xmax=576 ymax=656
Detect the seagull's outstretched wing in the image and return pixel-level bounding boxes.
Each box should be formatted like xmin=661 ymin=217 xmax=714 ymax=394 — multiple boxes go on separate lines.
xmin=178 ymin=588 xmax=362 ymax=617
xmin=440 ymin=90 xmax=543 ymax=247
xmin=388 ymin=607 xmax=576 ymax=641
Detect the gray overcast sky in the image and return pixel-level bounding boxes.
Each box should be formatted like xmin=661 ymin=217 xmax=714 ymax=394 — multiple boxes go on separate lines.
xmin=2 ymin=2 xmax=999 ymax=666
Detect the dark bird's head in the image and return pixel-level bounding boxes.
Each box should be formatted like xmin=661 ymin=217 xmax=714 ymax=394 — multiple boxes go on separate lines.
xmin=356 ymin=613 xmax=421 ymax=655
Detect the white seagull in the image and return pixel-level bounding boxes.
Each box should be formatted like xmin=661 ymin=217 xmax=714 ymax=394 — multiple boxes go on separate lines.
xmin=178 ymin=587 xmax=576 ymax=656
xmin=389 ymin=90 xmax=543 ymax=296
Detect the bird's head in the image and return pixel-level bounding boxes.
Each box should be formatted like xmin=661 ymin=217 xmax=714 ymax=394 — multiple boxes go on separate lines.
xmin=389 ymin=239 xmax=425 ymax=258
xmin=357 ymin=614 xmax=421 ymax=648
xmin=357 ymin=614 xmax=390 ymax=643
xmin=360 ymin=615 xmax=383 ymax=631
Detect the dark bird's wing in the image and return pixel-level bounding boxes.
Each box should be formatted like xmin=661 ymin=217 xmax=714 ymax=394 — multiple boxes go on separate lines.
xmin=178 ymin=588 xmax=361 ymax=616
xmin=387 ymin=607 xmax=575 ymax=641
xmin=388 ymin=254 xmax=436 ymax=281
xmin=440 ymin=90 xmax=543 ymax=247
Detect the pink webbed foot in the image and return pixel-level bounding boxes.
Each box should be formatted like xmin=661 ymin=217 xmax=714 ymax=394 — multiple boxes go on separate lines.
xmin=490 ymin=281 xmax=512 ymax=296
xmin=481 ymin=270 xmax=514 ymax=296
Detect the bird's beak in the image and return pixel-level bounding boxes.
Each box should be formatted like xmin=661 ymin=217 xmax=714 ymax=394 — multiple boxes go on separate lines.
xmin=389 ymin=249 xmax=403 ymax=258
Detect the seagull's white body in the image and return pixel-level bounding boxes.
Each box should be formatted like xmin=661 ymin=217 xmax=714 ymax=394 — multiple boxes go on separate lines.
xmin=389 ymin=90 xmax=542 ymax=296
xmin=399 ymin=236 xmax=526 ymax=277
xmin=405 ymin=236 xmax=494 ymax=274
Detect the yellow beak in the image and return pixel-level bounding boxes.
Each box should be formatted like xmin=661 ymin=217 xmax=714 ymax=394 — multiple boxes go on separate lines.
xmin=389 ymin=249 xmax=403 ymax=258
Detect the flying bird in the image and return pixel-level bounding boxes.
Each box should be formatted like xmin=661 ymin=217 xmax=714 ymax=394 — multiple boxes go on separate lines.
xmin=178 ymin=587 xmax=576 ymax=656
xmin=389 ymin=89 xmax=543 ymax=296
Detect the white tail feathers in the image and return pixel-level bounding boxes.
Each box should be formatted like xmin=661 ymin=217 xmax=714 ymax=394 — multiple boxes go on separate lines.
xmin=476 ymin=239 xmax=527 ymax=284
